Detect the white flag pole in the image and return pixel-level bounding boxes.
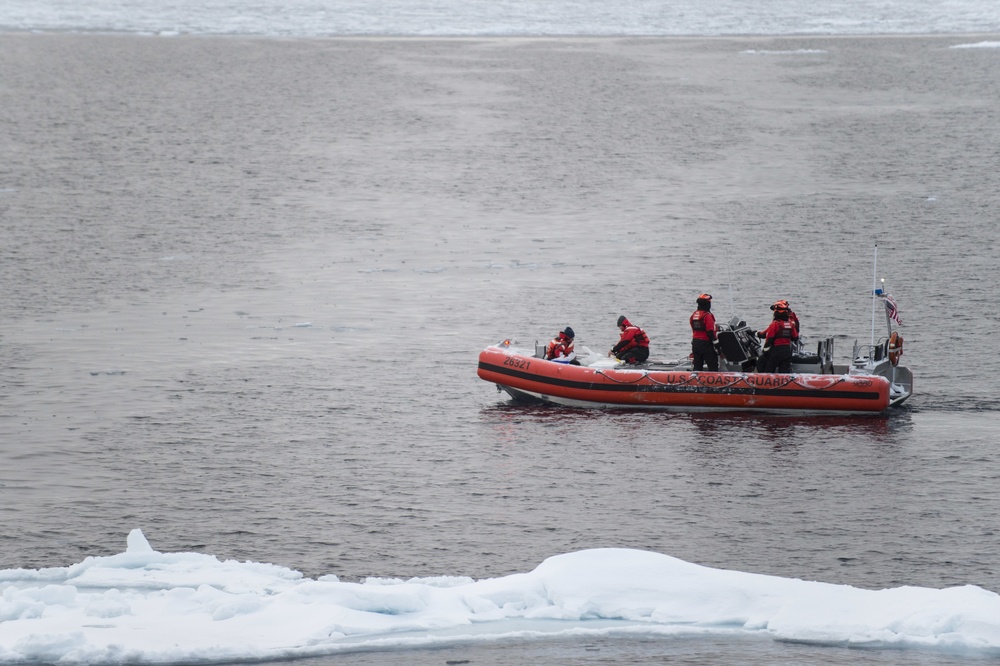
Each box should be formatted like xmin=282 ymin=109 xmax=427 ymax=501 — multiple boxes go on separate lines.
xmin=870 ymin=244 xmax=878 ymax=348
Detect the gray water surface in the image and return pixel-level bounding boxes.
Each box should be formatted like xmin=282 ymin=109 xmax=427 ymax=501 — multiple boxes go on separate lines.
xmin=1 ymin=33 xmax=998 ymax=664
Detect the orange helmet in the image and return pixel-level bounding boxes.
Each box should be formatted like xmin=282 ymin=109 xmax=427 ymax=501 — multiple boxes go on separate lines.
xmin=697 ymin=293 xmax=712 ymax=301
xmin=770 ymin=299 xmax=789 ymax=311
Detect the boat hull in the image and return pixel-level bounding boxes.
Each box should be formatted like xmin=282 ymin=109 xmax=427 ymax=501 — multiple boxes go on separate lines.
xmin=478 ymin=347 xmax=893 ymax=414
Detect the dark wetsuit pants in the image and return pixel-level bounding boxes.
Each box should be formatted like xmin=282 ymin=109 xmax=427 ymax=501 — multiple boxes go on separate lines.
xmin=763 ymin=344 xmax=793 ymax=373
xmin=692 ymin=338 xmax=719 ymax=371
xmin=618 ymin=346 xmax=649 ymax=364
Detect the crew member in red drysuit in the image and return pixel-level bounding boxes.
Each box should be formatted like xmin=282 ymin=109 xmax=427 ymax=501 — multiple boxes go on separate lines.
xmin=609 ymin=315 xmax=650 ymax=364
xmin=545 ymin=327 xmax=579 ymax=364
xmin=758 ymin=303 xmax=799 ymax=372
xmin=690 ymin=293 xmax=720 ymax=371
xmin=772 ymin=299 xmax=800 ymax=339
xmin=758 ymin=299 xmax=801 ymax=362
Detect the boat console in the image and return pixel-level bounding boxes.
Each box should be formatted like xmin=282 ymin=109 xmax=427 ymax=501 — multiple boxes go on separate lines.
xmin=716 ymin=317 xmax=761 ymax=370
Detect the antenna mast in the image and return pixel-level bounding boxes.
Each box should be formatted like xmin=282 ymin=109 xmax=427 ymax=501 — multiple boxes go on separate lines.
xmin=870 ymin=245 xmax=879 ymax=347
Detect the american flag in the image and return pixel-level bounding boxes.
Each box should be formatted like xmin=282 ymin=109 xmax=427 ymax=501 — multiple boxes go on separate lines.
xmin=884 ymin=294 xmax=903 ymax=326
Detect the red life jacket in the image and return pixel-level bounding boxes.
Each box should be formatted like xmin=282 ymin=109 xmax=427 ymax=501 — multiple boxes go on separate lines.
xmin=546 ymin=336 xmax=575 ymax=360
xmin=614 ymin=325 xmax=649 ymax=353
xmin=764 ymin=319 xmax=797 ymax=347
xmin=690 ymin=309 xmax=717 ymax=342
xmin=788 ymin=310 xmax=800 ymax=335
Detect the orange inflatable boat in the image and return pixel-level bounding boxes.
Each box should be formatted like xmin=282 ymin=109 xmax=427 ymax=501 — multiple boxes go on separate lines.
xmin=478 ymin=345 xmax=902 ymax=414
xmin=482 ymin=255 xmax=915 ymax=414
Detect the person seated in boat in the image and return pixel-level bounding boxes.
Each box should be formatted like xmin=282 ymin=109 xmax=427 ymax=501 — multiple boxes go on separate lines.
xmin=545 ymin=327 xmax=580 ymax=364
xmin=757 ymin=302 xmax=799 ymax=372
xmin=609 ymin=315 xmax=650 ymax=364
xmin=690 ymin=293 xmax=721 ymax=371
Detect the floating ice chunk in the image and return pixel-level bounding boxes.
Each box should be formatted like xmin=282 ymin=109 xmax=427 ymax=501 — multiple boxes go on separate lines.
xmin=741 ymin=49 xmax=828 ymax=55
xmin=950 ymin=41 xmax=1000 ymax=49
xmin=127 ymin=529 xmax=154 ymax=554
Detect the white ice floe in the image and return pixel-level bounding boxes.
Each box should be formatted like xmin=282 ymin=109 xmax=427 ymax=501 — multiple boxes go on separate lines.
xmin=949 ymin=41 xmax=1000 ymax=48
xmin=1 ymin=530 xmax=998 ymax=664
xmin=740 ymin=49 xmax=829 ymax=54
